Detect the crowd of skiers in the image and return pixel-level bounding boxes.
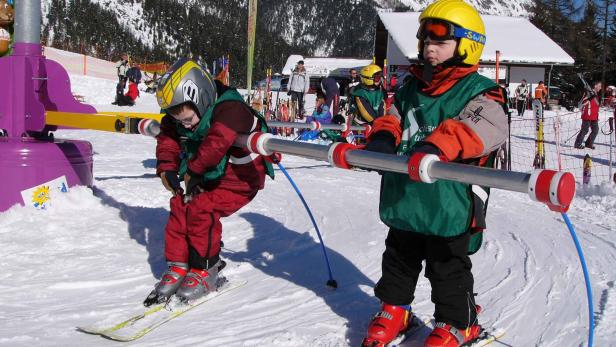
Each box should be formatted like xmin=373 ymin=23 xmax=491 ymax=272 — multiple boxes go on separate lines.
xmin=112 ymin=53 xmax=142 ymax=106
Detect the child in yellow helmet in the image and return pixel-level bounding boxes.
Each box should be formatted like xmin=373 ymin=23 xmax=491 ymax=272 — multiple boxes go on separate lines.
xmin=361 ymin=1 xmax=508 ymax=346
xmin=348 ymin=64 xmax=386 ymax=125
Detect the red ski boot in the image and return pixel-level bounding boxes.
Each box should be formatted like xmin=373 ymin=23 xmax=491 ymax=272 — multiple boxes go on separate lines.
xmin=362 ymin=303 xmax=412 ymax=347
xmin=424 ymin=306 xmax=482 ymax=347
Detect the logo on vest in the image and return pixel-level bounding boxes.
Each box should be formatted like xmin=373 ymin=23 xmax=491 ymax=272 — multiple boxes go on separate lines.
xmin=402 ymin=106 xmax=420 ymax=144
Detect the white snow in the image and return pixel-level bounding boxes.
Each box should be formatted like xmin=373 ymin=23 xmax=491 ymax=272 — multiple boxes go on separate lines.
xmin=379 ymin=12 xmax=575 ymax=66
xmin=0 ymin=73 xmax=615 ymax=347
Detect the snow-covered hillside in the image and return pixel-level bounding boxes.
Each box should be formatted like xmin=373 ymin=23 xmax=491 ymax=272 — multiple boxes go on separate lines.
xmin=40 ymin=0 xmax=530 ymax=61
xmin=0 ymin=73 xmax=615 ymax=347
xmin=375 ymin=0 xmax=531 ymax=15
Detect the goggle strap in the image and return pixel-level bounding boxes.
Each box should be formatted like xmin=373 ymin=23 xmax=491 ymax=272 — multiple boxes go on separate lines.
xmin=453 ymin=27 xmax=486 ymax=44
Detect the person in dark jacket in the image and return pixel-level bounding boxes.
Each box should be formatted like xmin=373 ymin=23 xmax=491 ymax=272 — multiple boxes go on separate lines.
xmin=143 ymin=58 xmax=273 ymax=306
xmin=320 ymin=76 xmax=340 ymax=116
xmin=345 ymin=68 xmax=361 ymax=97
xmin=126 ymin=61 xmax=142 ymax=84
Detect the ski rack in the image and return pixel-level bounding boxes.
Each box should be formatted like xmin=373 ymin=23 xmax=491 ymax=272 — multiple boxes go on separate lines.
xmin=237 ymin=132 xmax=576 ymax=212
xmin=268 ymin=121 xmax=370 ymax=133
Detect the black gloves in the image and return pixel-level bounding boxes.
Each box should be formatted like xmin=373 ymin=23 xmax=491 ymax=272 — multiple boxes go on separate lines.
xmin=161 ymin=171 xmax=183 ymax=195
xmin=364 ymin=131 xmax=397 ymax=154
xmin=184 ymin=169 xmax=203 ymax=196
xmin=410 ymin=142 xmax=441 ymax=156
xmin=332 ymin=114 xmax=346 ymax=125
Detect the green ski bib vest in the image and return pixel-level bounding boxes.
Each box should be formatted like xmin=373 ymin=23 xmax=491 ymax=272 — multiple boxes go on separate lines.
xmin=380 ymin=73 xmax=497 ymax=242
xmin=175 ymin=88 xmax=274 ymax=181
xmin=351 ymin=86 xmax=384 ymax=115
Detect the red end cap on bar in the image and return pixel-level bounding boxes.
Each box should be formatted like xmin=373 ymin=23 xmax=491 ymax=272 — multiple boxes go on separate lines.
xmin=248 ymin=132 xmax=262 ymax=153
xmin=554 ymin=172 xmax=576 ymax=211
xmin=328 ymin=143 xmax=359 ymax=170
xmin=407 ymin=152 xmax=425 ymax=182
xmin=530 ymin=170 xmax=576 ymax=212
xmin=247 ymin=132 xmax=273 ymax=156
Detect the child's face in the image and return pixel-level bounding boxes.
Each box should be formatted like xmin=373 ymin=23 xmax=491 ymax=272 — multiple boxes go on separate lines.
xmin=423 ymin=39 xmax=457 ymax=66
xmin=171 ymin=104 xmax=199 ymax=129
xmin=316 ymin=97 xmax=324 ymax=106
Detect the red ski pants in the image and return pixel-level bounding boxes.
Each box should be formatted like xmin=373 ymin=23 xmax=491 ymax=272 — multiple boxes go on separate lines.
xmin=164 ymin=188 xmax=256 ymax=269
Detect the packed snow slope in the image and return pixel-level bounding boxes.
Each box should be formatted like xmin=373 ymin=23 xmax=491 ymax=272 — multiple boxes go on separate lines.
xmin=1 ymin=75 xmax=615 ymax=347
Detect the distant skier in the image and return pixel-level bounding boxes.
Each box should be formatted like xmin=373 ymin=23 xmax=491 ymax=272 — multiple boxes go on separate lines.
xmin=145 ymin=58 xmax=274 ymax=305
xmin=514 ymin=79 xmax=529 ymax=116
xmin=115 ymin=53 xmax=129 ymax=84
xmin=360 ymin=1 xmax=508 ymax=346
xmin=346 ymin=68 xmax=361 ymax=97
xmin=574 ymin=81 xmax=601 ymax=150
xmin=113 ymin=53 xmax=130 ymax=101
xmin=287 ymin=60 xmax=310 ymax=119
xmin=533 ymin=80 xmax=548 ymax=107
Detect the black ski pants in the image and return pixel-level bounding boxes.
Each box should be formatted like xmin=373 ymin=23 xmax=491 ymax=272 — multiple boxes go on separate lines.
xmin=289 ymin=91 xmax=305 ymax=117
xmin=516 ymin=99 xmax=527 ymax=116
xmin=374 ymin=228 xmax=477 ymax=329
xmin=574 ymin=120 xmax=599 ymax=148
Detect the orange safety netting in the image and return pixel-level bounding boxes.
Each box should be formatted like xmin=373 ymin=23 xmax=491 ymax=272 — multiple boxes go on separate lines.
xmin=139 ymin=62 xmax=169 ymax=74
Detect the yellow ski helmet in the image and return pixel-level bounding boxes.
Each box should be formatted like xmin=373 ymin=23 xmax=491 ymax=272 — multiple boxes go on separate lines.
xmin=417 ymin=0 xmax=486 ymax=66
xmin=360 ymin=64 xmax=383 ymax=87
xmin=156 ymin=58 xmax=217 ymax=117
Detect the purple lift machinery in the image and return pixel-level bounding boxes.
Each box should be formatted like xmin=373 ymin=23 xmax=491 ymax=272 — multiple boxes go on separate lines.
xmin=0 ymin=0 xmax=96 ymax=211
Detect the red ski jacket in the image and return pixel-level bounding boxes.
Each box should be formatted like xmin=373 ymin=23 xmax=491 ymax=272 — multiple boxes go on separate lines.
xmin=156 ymin=99 xmax=267 ymax=194
xmin=125 ymin=82 xmax=139 ymax=101
xmin=581 ymin=96 xmax=599 ymax=121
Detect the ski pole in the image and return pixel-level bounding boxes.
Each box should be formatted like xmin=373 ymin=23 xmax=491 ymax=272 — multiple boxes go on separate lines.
xmin=276 ymin=161 xmax=338 ymax=289
xmin=561 ymin=213 xmax=594 ymax=347
xmin=564 ymin=129 xmax=581 ymax=144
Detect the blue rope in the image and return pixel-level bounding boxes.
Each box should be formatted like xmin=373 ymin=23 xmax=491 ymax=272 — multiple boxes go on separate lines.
xmin=276 ymin=162 xmax=337 ymax=288
xmin=561 ymin=212 xmax=594 ymax=347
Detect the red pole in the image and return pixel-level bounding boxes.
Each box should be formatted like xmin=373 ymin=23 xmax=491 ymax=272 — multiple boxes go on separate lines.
xmin=495 ymin=50 xmax=500 ymax=83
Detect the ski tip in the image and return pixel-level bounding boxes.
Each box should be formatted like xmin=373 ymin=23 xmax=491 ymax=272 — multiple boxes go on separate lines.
xmin=76 ymin=326 xmax=98 ymax=335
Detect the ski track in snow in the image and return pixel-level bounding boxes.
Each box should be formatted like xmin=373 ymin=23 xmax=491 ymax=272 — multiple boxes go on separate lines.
xmin=0 ymin=74 xmax=615 ymax=346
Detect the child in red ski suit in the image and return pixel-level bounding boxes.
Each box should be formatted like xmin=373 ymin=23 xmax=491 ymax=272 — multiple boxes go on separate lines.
xmin=144 ymin=58 xmax=273 ymax=305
